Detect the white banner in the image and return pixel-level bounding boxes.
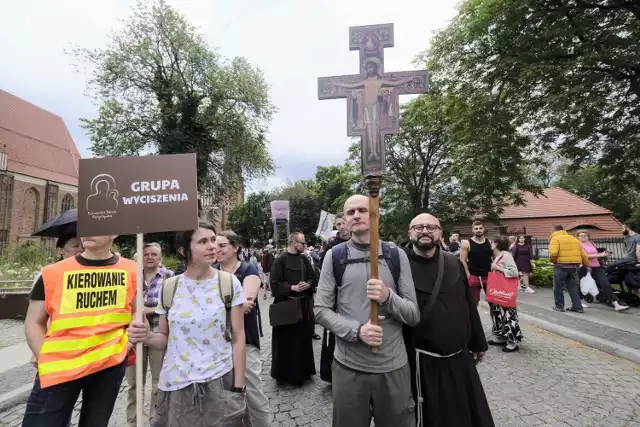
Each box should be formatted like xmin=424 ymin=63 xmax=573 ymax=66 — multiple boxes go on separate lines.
xmin=315 ymin=210 xmax=336 ymax=239
xmin=270 ymin=200 xmax=290 ymax=222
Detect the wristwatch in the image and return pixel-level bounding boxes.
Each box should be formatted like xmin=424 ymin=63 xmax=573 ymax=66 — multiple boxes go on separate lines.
xmin=231 ymin=385 xmax=246 ymax=393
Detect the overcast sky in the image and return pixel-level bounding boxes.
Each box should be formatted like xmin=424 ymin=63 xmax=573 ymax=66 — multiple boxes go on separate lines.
xmin=1 ymin=0 xmax=459 ymax=193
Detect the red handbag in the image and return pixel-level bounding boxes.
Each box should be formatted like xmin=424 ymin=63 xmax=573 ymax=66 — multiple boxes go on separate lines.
xmin=486 ymin=263 xmax=519 ymax=308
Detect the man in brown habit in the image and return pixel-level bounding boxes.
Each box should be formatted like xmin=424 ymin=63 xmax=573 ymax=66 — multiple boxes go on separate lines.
xmin=403 ymin=213 xmax=494 ymax=427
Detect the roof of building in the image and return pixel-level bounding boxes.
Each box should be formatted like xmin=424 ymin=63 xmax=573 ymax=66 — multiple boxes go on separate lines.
xmin=500 ymin=187 xmax=612 ymax=219
xmin=0 ymin=89 xmax=80 ymax=186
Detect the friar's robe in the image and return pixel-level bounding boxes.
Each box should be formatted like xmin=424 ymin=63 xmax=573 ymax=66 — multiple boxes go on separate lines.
xmin=270 ymin=251 xmax=316 ymax=386
xmin=403 ymin=246 xmax=494 ymax=427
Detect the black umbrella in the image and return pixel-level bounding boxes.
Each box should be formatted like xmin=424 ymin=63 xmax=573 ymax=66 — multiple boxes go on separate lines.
xmin=32 ymin=209 xmax=77 ymax=238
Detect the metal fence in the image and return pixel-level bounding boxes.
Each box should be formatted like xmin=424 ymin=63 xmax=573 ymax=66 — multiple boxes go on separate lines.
xmin=531 ymin=237 xmax=627 ymax=265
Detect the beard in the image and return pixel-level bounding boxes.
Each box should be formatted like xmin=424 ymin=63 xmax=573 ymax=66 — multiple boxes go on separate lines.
xmin=623 ymin=229 xmax=629 ymax=236
xmin=411 ymin=236 xmax=437 ymax=251
xmin=474 ymin=231 xmax=484 ymax=238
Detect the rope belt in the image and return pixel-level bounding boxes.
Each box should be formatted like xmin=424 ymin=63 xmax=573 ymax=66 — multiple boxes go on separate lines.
xmin=415 ymin=348 xmax=463 ymax=427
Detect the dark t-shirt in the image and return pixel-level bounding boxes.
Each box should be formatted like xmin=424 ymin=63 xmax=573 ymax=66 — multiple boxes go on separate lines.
xmin=30 ymin=254 xmax=120 ymax=301
xmin=215 ymin=262 xmax=262 ymax=349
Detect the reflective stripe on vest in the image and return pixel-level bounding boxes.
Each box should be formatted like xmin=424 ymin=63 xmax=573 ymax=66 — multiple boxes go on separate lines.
xmin=38 ymin=256 xmax=137 ymax=388
xmin=49 ymin=312 xmax=132 ymax=333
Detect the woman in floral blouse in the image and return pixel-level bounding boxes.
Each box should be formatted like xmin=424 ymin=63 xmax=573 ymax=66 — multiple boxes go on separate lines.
xmin=128 ymin=222 xmax=249 ymax=427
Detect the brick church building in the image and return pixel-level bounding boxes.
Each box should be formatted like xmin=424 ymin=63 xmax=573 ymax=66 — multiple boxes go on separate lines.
xmin=0 ymin=89 xmax=80 ymax=254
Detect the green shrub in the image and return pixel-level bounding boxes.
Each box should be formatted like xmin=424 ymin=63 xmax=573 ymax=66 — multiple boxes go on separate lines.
xmin=531 ymin=258 xmax=554 ymax=288
xmin=162 ymin=255 xmax=180 ymax=270
xmin=0 ymin=241 xmax=51 ymax=286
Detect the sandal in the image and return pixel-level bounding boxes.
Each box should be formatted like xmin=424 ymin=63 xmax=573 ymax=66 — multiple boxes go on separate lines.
xmin=488 ymin=339 xmax=506 ymax=346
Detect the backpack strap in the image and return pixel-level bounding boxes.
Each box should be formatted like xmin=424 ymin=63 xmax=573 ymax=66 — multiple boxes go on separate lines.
xmin=160 ymin=276 xmax=180 ymax=311
xmin=218 ymin=271 xmax=235 ymax=343
xmin=381 ymin=241 xmax=401 ymax=287
xmin=331 ymin=242 xmax=350 ymax=288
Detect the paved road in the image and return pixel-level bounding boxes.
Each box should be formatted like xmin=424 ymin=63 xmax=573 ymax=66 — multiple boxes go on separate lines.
xmin=2 ymin=296 xmax=639 ymax=427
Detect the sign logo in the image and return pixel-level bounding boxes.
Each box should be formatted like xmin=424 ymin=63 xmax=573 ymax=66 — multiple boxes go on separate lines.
xmin=86 ymin=174 xmax=119 ymax=220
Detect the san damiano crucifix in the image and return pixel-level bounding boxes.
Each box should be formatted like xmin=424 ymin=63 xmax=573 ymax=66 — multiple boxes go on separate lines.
xmin=318 ymin=23 xmax=429 ymax=339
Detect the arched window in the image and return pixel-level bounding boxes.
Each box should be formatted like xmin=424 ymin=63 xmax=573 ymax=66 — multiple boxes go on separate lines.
xmin=20 ymin=187 xmax=40 ymax=235
xmin=61 ymin=194 xmax=75 ymax=212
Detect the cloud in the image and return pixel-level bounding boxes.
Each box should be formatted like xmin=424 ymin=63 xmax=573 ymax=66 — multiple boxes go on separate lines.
xmin=2 ymin=0 xmax=458 ymax=191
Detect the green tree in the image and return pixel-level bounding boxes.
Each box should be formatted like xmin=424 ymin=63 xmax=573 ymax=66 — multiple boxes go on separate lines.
xmin=347 ymin=87 xmax=540 ymax=239
xmin=227 ymin=191 xmax=273 ymax=247
xmin=275 ymin=180 xmax=322 ymax=245
xmin=314 ymin=164 xmax=360 ymax=214
xmin=556 ymin=165 xmax=640 ymax=227
xmin=70 ymin=0 xmax=275 ymax=199
xmin=427 ymin=0 xmax=640 ymax=192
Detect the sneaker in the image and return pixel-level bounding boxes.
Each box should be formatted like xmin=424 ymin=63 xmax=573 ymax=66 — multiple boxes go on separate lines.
xmin=581 ymin=302 xmax=589 ymax=308
xmin=525 ymin=287 xmax=535 ymax=294
xmin=553 ymin=306 xmax=565 ymax=312
xmin=567 ymin=307 xmax=584 ymax=313
xmin=614 ymin=303 xmax=630 ymax=312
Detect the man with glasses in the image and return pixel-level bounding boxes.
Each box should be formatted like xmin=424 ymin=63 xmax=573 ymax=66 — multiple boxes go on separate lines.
xmin=403 ymin=214 xmax=493 ymax=427
xmin=269 ymin=232 xmax=317 ymax=386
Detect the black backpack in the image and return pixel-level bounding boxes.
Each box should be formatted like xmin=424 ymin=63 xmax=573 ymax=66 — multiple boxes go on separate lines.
xmin=320 ymin=241 xmax=401 ymax=383
xmin=331 ymin=241 xmax=401 ymax=288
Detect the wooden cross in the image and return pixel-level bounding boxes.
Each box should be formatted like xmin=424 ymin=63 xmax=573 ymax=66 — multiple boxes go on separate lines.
xmin=318 ymin=24 xmax=429 ymax=346
xmin=318 ymin=23 xmax=429 ymax=176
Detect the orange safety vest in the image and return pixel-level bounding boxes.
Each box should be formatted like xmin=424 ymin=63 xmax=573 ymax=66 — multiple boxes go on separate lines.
xmin=38 ymin=256 xmax=137 ymax=388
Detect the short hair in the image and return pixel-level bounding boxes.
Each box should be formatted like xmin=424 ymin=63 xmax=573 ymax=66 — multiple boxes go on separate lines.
xmin=472 ymin=220 xmax=483 ymax=227
xmin=576 ymin=229 xmax=590 ymax=239
xmin=176 ymin=221 xmax=216 ymax=265
xmin=335 ymin=212 xmax=345 ymax=220
xmin=143 ymin=242 xmax=162 ymax=253
xmin=289 ymin=232 xmax=303 ymax=245
xmin=218 ymin=230 xmax=243 ymax=258
xmin=553 ymin=225 xmax=564 ymax=231
xmin=217 ymin=230 xmax=242 ymax=248
xmin=494 ymin=237 xmax=511 ymax=252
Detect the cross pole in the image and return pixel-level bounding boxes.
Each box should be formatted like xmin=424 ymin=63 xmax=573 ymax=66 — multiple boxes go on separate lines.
xmin=318 ymin=23 xmax=429 ymax=349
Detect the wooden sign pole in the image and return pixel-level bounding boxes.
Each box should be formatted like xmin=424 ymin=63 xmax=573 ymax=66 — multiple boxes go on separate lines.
xmin=135 ymin=233 xmax=144 ymax=427
xmin=367 ymin=175 xmax=382 ymax=351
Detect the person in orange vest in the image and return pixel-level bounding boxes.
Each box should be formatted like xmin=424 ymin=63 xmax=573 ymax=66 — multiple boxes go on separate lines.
xmin=22 ymin=234 xmax=137 ymax=427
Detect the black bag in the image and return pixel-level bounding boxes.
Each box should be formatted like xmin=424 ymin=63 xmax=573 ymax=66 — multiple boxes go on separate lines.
xmin=269 ymin=297 xmax=302 ymax=326
xmin=320 ymin=327 xmax=336 ymax=382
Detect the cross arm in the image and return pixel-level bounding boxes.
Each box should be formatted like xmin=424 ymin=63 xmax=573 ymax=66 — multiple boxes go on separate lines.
xmin=318 ymin=74 xmax=363 ymax=100
xmin=380 ymin=70 xmax=429 ymax=95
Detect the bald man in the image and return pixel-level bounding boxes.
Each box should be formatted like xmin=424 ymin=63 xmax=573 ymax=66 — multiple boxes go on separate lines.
xmin=314 ymin=195 xmax=419 ymax=427
xmin=403 ymin=213 xmax=494 ymax=427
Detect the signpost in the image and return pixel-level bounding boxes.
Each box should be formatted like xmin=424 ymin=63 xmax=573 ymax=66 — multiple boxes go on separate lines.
xmin=318 ymin=24 xmax=429 ymax=346
xmin=77 ymin=153 xmax=198 ymax=427
xmin=270 ymin=200 xmax=290 ymax=249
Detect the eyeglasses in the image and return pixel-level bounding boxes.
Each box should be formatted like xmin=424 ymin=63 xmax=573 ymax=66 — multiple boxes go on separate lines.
xmin=411 ymin=224 xmax=441 ymax=233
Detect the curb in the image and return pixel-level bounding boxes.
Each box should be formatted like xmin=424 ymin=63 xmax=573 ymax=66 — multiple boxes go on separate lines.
xmin=479 ymin=301 xmax=640 ymax=365
xmin=0 ymin=383 xmax=31 ymax=412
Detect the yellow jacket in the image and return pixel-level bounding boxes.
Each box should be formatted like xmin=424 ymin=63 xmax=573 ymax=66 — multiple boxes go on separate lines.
xmin=549 ymin=230 xmax=590 ymax=265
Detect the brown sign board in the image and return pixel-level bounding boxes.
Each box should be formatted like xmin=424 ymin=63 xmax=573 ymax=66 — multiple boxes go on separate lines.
xmin=77 ymin=153 xmax=199 ymax=237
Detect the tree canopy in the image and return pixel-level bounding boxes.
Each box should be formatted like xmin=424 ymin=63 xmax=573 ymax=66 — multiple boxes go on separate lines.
xmin=70 ymin=0 xmax=275 ymax=200
xmin=427 ymin=0 xmax=640 ymax=192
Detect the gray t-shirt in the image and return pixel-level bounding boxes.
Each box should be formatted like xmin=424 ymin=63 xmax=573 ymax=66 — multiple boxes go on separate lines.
xmin=625 ymin=234 xmax=640 ymax=262
xmin=314 ymin=240 xmax=420 ymax=374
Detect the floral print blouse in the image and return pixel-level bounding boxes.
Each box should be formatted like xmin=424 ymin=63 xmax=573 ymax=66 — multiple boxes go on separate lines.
xmin=155 ymin=272 xmax=245 ymax=391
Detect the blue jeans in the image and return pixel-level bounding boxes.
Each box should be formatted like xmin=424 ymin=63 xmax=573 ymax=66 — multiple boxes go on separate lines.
xmin=22 ymin=361 xmax=126 ymax=427
xmin=553 ymin=265 xmax=582 ymax=310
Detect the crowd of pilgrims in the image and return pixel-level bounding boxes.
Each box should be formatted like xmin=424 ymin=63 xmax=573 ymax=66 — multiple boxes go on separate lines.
xmin=24 ymin=194 xmax=536 ymax=427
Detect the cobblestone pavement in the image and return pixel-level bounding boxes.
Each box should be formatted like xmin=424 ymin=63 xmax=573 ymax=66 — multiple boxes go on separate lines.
xmin=0 ymin=320 xmax=26 ymax=348
xmin=2 ymin=298 xmax=639 ymax=427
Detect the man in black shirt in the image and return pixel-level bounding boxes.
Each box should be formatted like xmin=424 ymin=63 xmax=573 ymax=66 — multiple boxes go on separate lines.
xmin=460 ymin=221 xmax=493 ymax=306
